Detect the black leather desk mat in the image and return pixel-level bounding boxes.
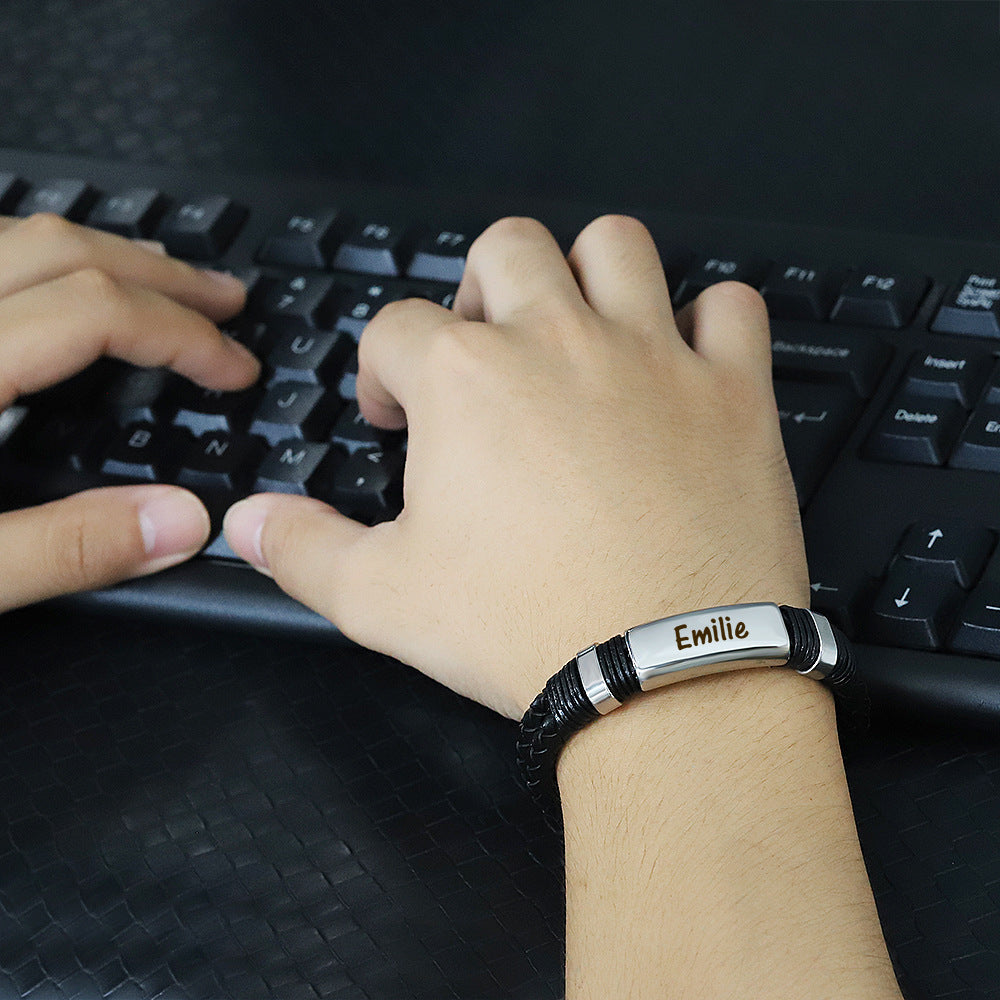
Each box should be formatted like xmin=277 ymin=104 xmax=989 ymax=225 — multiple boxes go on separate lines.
xmin=2 ymin=0 xmax=1000 ymax=996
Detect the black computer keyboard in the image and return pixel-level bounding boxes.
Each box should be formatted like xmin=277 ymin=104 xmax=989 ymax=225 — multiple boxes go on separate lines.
xmin=2 ymin=147 xmax=1000 ymax=724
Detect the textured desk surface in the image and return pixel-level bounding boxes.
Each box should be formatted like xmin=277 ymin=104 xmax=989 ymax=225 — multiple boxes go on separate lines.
xmin=2 ymin=1 xmax=1000 ymax=997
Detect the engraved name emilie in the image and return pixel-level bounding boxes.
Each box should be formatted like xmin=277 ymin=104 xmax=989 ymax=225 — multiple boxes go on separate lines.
xmin=674 ymin=614 xmax=748 ymax=651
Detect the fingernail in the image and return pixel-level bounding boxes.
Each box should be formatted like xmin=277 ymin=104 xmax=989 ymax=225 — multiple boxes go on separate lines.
xmin=202 ymin=268 xmax=247 ymax=291
xmin=223 ymin=496 xmax=272 ymax=574
xmin=138 ymin=489 xmax=211 ymax=567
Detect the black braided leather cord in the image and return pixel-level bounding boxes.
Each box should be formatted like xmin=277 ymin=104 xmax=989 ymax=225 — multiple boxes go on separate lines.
xmin=516 ymin=658 xmax=600 ymax=819
xmin=780 ymin=605 xmax=871 ymax=736
xmin=595 ymin=634 xmax=641 ymax=702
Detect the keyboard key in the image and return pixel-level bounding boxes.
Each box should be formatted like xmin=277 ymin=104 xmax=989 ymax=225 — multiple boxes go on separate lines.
xmin=950 ymin=579 xmax=1000 ymax=657
xmin=157 ymin=195 xmax=247 ymax=260
xmin=325 ymin=448 xmax=404 ymax=523
xmin=867 ymin=561 xmax=964 ymax=650
xmin=0 ymin=173 xmax=28 ymax=213
xmin=105 ymin=367 xmax=176 ymax=427
xmin=249 ymin=382 xmax=339 ymax=446
xmin=176 ymin=432 xmax=266 ymax=493
xmin=949 ymin=404 xmax=1000 ymax=472
xmin=266 ymin=330 xmax=352 ymax=387
xmin=407 ymin=228 xmax=476 ymax=283
xmin=15 ymin=178 xmax=99 ymax=221
xmin=172 ymin=384 xmax=260 ymax=436
xmin=672 ymin=253 xmax=769 ymax=306
xmin=759 ymin=262 xmax=844 ymax=321
xmin=830 ymin=269 xmax=929 ymax=329
xmin=335 ymin=281 xmax=408 ymax=340
xmin=254 ymin=440 xmax=336 ymax=495
xmin=261 ymin=273 xmax=338 ymax=334
xmin=902 ymin=349 xmax=993 ymax=408
xmin=331 ymin=401 xmax=402 ymax=452
xmin=932 ymin=273 xmax=1000 ymax=338
xmin=87 ymin=188 xmax=168 ymax=238
xmin=774 ymin=381 xmax=860 ymax=505
xmin=865 ymin=392 xmax=966 ymax=466
xmin=894 ymin=520 xmax=994 ymax=588
xmin=99 ymin=423 xmax=188 ymax=482
xmin=333 ymin=220 xmax=409 ymax=276
xmin=806 ymin=570 xmax=871 ymax=639
xmin=770 ymin=322 xmax=891 ymax=398
xmin=257 ymin=210 xmax=346 ymax=269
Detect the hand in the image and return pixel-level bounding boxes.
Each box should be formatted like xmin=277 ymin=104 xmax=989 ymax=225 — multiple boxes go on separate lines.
xmin=224 ymin=216 xmax=807 ymax=719
xmin=0 ymin=213 xmax=259 ymax=613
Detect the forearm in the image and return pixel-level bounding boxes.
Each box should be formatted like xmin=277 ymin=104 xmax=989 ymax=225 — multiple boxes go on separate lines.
xmin=559 ymin=667 xmax=903 ymax=1000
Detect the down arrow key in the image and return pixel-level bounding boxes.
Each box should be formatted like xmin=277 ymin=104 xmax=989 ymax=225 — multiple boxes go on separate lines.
xmin=868 ymin=563 xmax=963 ymax=650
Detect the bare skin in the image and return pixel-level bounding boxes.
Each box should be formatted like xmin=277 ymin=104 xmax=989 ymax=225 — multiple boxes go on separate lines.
xmin=0 ymin=212 xmax=903 ymax=998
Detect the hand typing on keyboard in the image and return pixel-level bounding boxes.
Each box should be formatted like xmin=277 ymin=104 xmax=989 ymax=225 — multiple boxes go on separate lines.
xmin=221 ymin=216 xmax=901 ymax=998
xmin=0 ymin=212 xmax=257 ymax=612
xmin=224 ymin=214 xmax=809 ymax=721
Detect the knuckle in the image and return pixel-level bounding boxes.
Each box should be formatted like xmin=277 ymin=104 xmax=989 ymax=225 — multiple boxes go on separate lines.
xmin=583 ymin=213 xmax=651 ymax=243
xmin=468 ymin=216 xmax=551 ymax=261
xmin=16 ymin=211 xmax=76 ymax=244
xmin=45 ymin=504 xmax=126 ymax=591
xmin=702 ymin=279 xmax=767 ymax=314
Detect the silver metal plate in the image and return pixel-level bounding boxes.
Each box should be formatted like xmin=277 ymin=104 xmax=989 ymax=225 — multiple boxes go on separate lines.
xmin=626 ymin=602 xmax=790 ymax=691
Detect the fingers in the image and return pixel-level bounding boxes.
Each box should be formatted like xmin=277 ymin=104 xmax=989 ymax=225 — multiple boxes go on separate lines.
xmin=0 ymin=213 xmax=246 ymax=323
xmin=567 ymin=215 xmax=676 ymax=334
xmin=0 ymin=267 xmax=260 ymax=404
xmin=0 ymin=485 xmax=210 ymax=613
xmin=679 ymin=281 xmax=773 ymax=380
xmin=452 ymin=217 xmax=586 ymax=325
xmin=223 ymin=493 xmax=400 ymax=654
xmin=356 ymin=296 xmax=464 ymax=429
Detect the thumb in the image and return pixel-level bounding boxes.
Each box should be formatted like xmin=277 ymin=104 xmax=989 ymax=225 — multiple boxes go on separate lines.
xmin=0 ymin=484 xmax=210 ymax=613
xmin=223 ymin=493 xmax=393 ymax=650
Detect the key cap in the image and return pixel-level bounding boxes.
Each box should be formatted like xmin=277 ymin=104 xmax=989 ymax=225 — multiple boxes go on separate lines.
xmin=87 ymin=188 xmax=169 ymax=238
xmin=254 ymin=440 xmax=336 ymax=495
xmin=806 ymin=571 xmax=871 ymax=639
xmin=770 ymin=321 xmax=891 ymax=398
xmin=867 ymin=561 xmax=964 ymax=650
xmin=325 ymin=448 xmax=404 ymax=523
xmin=830 ymin=269 xmax=929 ymax=329
xmin=759 ymin=262 xmax=845 ymax=321
xmin=249 ymin=382 xmax=339 ymax=446
xmin=156 ymin=195 xmax=247 ymax=260
xmin=266 ymin=331 xmax=352 ymax=387
xmin=105 ymin=367 xmax=176 ymax=427
xmin=774 ymin=381 xmax=860 ymax=505
xmin=932 ymin=273 xmax=1000 ymax=338
xmin=0 ymin=173 xmax=28 ymax=213
xmin=865 ymin=392 xmax=966 ymax=466
xmin=257 ymin=209 xmax=346 ymax=269
xmin=950 ymin=579 xmax=1000 ymax=657
xmin=99 ymin=423 xmax=188 ymax=482
xmin=171 ymin=383 xmax=260 ymax=436
xmin=672 ymin=253 xmax=769 ymax=306
xmin=331 ymin=401 xmax=402 ymax=452
xmin=176 ymin=432 xmax=266 ymax=493
xmin=338 ymin=348 xmax=358 ymax=400
xmin=902 ymin=349 xmax=993 ymax=408
xmin=894 ymin=520 xmax=994 ymax=588
xmin=949 ymin=404 xmax=1000 ymax=472
xmin=15 ymin=178 xmax=99 ymax=220
xmin=333 ymin=220 xmax=410 ymax=276
xmin=261 ymin=273 xmax=338 ymax=334
xmin=335 ymin=281 xmax=408 ymax=340
xmin=406 ymin=228 xmax=477 ymax=283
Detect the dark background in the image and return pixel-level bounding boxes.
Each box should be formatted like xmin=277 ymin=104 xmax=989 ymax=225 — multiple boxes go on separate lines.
xmin=2 ymin=1 xmax=1000 ymax=998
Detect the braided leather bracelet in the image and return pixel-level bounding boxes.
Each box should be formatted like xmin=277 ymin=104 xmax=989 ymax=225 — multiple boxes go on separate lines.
xmin=516 ymin=603 xmax=868 ymax=816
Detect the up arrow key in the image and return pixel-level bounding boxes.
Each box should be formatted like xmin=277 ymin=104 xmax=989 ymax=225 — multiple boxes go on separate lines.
xmin=894 ymin=587 xmax=911 ymax=608
xmin=927 ymin=528 xmax=944 ymax=549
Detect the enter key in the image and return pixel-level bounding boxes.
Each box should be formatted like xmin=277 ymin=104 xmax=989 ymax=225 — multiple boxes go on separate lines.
xmin=774 ymin=381 xmax=860 ymax=506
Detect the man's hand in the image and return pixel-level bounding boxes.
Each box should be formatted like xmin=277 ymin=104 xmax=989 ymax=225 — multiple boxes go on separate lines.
xmin=0 ymin=213 xmax=259 ymax=613
xmin=224 ymin=215 xmax=808 ymax=719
